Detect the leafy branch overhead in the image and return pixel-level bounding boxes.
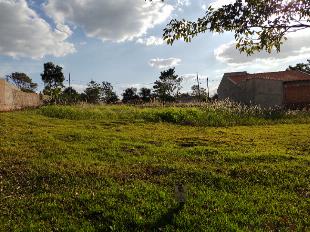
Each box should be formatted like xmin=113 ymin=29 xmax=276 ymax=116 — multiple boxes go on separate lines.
xmin=148 ymin=0 xmax=310 ymax=54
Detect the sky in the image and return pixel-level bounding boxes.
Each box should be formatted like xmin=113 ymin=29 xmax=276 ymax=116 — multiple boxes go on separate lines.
xmin=0 ymin=0 xmax=310 ymax=96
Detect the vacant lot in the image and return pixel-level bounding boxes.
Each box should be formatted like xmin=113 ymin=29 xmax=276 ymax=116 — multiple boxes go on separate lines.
xmin=1 ymin=105 xmax=309 ymax=231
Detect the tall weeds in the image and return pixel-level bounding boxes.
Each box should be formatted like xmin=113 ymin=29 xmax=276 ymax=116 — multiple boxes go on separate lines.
xmin=38 ymin=101 xmax=310 ymax=126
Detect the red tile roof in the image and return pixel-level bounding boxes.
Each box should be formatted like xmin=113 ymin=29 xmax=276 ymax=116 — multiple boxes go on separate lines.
xmin=226 ymin=70 xmax=310 ymax=84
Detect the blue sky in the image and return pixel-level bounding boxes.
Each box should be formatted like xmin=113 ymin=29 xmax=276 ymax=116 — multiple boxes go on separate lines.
xmin=1 ymin=0 xmax=310 ymax=96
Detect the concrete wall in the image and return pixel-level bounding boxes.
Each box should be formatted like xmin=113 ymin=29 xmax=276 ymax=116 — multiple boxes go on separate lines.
xmin=242 ymin=79 xmax=283 ymax=107
xmin=0 ymin=79 xmax=5 ymax=108
xmin=218 ymin=77 xmax=245 ymax=102
xmin=218 ymin=74 xmax=310 ymax=108
xmin=0 ymin=79 xmax=42 ymax=111
xmin=284 ymin=81 xmax=310 ymax=107
xmin=218 ymin=76 xmax=284 ymax=107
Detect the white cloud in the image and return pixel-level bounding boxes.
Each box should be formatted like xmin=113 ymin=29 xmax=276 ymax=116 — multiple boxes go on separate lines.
xmin=44 ymin=0 xmax=174 ymax=42
xmin=201 ymin=4 xmax=208 ymax=11
xmin=137 ymin=36 xmax=164 ymax=46
xmin=79 ymin=42 xmax=87 ymax=46
xmin=202 ymin=0 xmax=234 ymax=11
xmin=210 ymin=0 xmax=236 ymax=9
xmin=181 ymin=73 xmax=210 ymax=81
xmin=176 ymin=0 xmax=191 ymax=10
xmin=149 ymin=58 xmax=182 ymax=69
xmin=214 ymin=29 xmax=310 ymax=71
xmin=65 ymin=84 xmax=87 ymax=93
xmin=0 ymin=0 xmax=75 ymax=59
xmin=177 ymin=0 xmax=191 ymax=7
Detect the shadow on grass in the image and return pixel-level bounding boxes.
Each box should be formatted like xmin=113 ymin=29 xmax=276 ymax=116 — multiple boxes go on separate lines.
xmin=145 ymin=203 xmax=184 ymax=230
xmin=83 ymin=204 xmax=185 ymax=231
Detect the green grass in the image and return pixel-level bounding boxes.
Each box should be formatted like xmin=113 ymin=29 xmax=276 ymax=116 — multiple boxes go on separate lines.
xmin=0 ymin=105 xmax=309 ymax=231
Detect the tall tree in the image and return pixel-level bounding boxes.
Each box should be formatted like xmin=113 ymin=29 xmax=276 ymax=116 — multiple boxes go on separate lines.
xmin=41 ymin=62 xmax=65 ymax=103
xmin=101 ymin=81 xmax=119 ymax=104
xmin=150 ymin=0 xmax=310 ymax=54
xmin=61 ymin=87 xmax=80 ymax=104
xmin=191 ymin=84 xmax=208 ymax=101
xmin=122 ymin=87 xmax=139 ymax=103
xmin=288 ymin=59 xmax=310 ymax=75
xmin=84 ymin=81 xmax=102 ymax=104
xmin=6 ymin=72 xmax=38 ymax=93
xmin=139 ymin=87 xmax=152 ymax=103
xmin=153 ymin=68 xmax=182 ymax=103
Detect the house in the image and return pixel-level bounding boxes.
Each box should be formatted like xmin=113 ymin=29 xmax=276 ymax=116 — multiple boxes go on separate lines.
xmin=217 ymin=70 xmax=310 ymax=108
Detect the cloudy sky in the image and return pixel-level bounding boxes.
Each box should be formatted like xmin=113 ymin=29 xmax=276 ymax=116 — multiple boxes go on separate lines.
xmin=0 ymin=0 xmax=310 ymax=95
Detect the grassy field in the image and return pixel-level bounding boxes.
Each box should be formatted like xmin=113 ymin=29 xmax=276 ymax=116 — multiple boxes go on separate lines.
xmin=0 ymin=105 xmax=310 ymax=231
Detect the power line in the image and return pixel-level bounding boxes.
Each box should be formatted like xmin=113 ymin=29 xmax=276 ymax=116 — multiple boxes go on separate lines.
xmin=207 ymin=77 xmax=210 ymax=99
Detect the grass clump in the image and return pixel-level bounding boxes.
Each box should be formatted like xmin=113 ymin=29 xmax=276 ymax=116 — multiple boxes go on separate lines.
xmin=38 ymin=104 xmax=138 ymax=121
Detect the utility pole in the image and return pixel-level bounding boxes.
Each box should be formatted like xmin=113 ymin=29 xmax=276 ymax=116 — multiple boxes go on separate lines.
xmin=196 ymin=73 xmax=201 ymax=101
xmin=69 ymin=73 xmax=72 ymax=97
xmin=207 ymin=77 xmax=210 ymax=100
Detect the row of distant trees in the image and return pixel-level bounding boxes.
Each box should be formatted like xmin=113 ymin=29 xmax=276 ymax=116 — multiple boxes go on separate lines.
xmin=5 ymin=62 xmax=210 ymax=104
xmin=5 ymin=59 xmax=310 ymax=105
xmin=71 ymin=67 xmax=209 ymax=104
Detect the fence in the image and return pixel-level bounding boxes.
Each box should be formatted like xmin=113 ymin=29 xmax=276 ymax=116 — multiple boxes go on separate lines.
xmin=0 ymin=79 xmax=41 ymax=111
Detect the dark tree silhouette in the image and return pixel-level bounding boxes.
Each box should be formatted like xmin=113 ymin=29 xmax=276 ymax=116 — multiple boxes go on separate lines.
xmin=288 ymin=59 xmax=310 ymax=75
xmin=41 ymin=62 xmax=65 ymax=103
xmin=61 ymin=87 xmax=80 ymax=104
xmin=83 ymin=81 xmax=119 ymax=104
xmin=153 ymin=68 xmax=182 ymax=103
xmin=101 ymin=81 xmax=119 ymax=104
xmin=84 ymin=81 xmax=102 ymax=104
xmin=139 ymin=87 xmax=152 ymax=103
xmin=122 ymin=87 xmax=139 ymax=103
xmin=6 ymin=72 xmax=37 ymax=93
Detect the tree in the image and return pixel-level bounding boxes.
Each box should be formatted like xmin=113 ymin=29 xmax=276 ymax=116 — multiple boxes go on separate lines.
xmin=80 ymin=93 xmax=88 ymax=102
xmin=106 ymin=91 xmax=119 ymax=104
xmin=122 ymin=87 xmax=139 ymax=103
xmin=153 ymin=68 xmax=182 ymax=103
xmin=41 ymin=62 xmax=65 ymax=103
xmin=84 ymin=81 xmax=102 ymax=104
xmin=288 ymin=59 xmax=310 ymax=74
xmin=176 ymin=92 xmax=193 ymax=102
xmin=151 ymin=0 xmax=310 ymax=54
xmin=6 ymin=72 xmax=37 ymax=93
xmin=61 ymin=87 xmax=80 ymax=104
xmin=101 ymin=81 xmax=119 ymax=104
xmin=191 ymin=85 xmax=208 ymax=101
xmin=83 ymin=81 xmax=119 ymax=104
xmin=139 ymin=87 xmax=152 ymax=103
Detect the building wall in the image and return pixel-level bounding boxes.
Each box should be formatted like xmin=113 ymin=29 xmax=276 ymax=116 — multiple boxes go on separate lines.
xmin=218 ymin=72 xmax=310 ymax=108
xmin=243 ymin=79 xmax=283 ymax=107
xmin=218 ymin=77 xmax=244 ymax=102
xmin=0 ymin=79 xmax=42 ymax=111
xmin=284 ymin=81 xmax=310 ymax=107
xmin=218 ymin=77 xmax=283 ymax=107
xmin=0 ymin=80 xmax=5 ymax=109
